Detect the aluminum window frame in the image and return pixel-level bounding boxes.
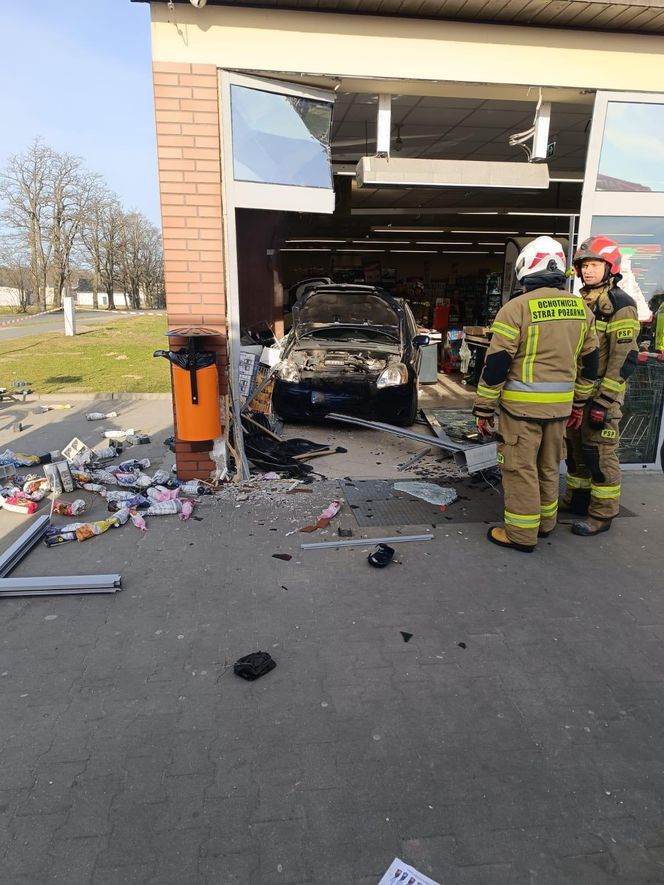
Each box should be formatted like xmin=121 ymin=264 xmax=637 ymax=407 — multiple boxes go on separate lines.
xmin=221 ymin=71 xmax=336 ymax=214
xmin=579 ymin=90 xmax=664 ymax=470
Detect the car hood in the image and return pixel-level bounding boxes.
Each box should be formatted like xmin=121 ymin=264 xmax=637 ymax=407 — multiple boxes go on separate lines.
xmin=292 ymin=288 xmax=403 ymax=339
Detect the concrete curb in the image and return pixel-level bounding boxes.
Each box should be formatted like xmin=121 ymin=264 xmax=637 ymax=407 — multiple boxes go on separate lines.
xmin=30 ymin=392 xmax=172 ymax=401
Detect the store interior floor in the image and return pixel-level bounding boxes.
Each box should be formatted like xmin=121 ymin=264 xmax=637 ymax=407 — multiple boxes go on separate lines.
xmin=418 ymin=372 xmax=474 ymax=410
xmin=278 ymin=373 xmax=476 ymax=483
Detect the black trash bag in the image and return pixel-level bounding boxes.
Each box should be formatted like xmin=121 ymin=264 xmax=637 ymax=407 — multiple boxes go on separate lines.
xmin=240 ymin=420 xmax=315 ymax=479
xmin=153 ymin=348 xmax=216 ymax=369
xmin=233 ymin=651 xmax=277 ymax=681
xmin=283 ymin=438 xmax=331 ymax=456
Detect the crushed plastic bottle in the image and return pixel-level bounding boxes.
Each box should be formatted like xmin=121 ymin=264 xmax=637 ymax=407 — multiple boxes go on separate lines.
xmin=85 ymin=411 xmax=118 ymax=421
xmin=118 ymin=458 xmax=150 ymax=472
xmin=150 ymin=470 xmax=172 ymax=486
xmin=92 ymin=447 xmax=117 ymax=462
xmin=178 ymin=480 xmax=210 ymax=496
xmin=108 ymin=493 xmax=150 ymax=512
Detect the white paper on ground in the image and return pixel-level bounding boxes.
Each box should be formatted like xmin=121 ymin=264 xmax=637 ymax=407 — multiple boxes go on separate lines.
xmin=378 ymin=857 xmax=440 ymax=885
xmin=378 ymin=857 xmax=441 ymax=885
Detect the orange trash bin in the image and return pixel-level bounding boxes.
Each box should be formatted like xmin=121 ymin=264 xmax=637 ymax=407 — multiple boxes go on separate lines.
xmin=155 ymin=343 xmax=222 ymax=442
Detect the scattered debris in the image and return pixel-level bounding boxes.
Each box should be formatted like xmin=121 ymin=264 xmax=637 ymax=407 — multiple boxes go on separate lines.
xmin=300 ymin=500 xmax=342 ymax=533
xmin=34 ymin=403 xmax=72 ymax=413
xmin=400 ymin=631 xmax=413 ymax=643
xmin=458 ymin=642 xmax=467 ymax=649
xmin=368 ymin=544 xmax=395 ymax=568
xmin=0 ymin=516 xmax=122 ymax=598
xmin=85 ymin=411 xmax=118 ymax=421
xmin=272 ymin=553 xmax=292 ymax=561
xmin=394 ymin=481 xmax=458 ymax=507
xmin=61 ymin=438 xmax=93 ymax=464
xmin=338 ymin=526 xmax=353 ymax=538
xmin=397 ymin=447 xmax=432 ymax=471
xmin=52 ymin=499 xmax=86 ymax=517
xmin=0 ymin=574 xmax=120 ymax=598
xmin=326 ymin=412 xmax=498 ymax=474
xmin=378 ymin=857 xmax=441 ymax=885
xmin=102 ymin=428 xmax=135 ymax=440
xmin=0 ymin=516 xmax=50 ymax=577
xmin=0 ymin=496 xmax=38 ymax=515
xmin=233 ymin=651 xmax=277 ymax=681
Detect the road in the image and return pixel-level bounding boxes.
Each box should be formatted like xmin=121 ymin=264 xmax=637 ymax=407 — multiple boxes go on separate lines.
xmin=0 ymin=309 xmax=163 ymax=341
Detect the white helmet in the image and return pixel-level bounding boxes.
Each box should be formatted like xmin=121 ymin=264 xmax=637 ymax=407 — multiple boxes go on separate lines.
xmin=515 ymin=236 xmax=567 ymax=281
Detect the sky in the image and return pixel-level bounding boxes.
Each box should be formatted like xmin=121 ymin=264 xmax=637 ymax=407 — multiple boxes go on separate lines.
xmin=0 ymin=0 xmax=160 ymax=224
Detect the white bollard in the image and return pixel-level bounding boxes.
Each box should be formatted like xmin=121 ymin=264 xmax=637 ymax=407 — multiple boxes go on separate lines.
xmin=63 ymin=295 xmax=76 ymax=336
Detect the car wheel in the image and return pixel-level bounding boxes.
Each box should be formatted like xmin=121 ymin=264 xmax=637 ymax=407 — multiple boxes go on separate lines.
xmin=393 ymin=389 xmax=418 ymax=427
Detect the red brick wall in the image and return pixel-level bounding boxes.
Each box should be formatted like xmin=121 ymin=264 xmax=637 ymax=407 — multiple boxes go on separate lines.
xmin=152 ymin=61 xmax=226 ymax=480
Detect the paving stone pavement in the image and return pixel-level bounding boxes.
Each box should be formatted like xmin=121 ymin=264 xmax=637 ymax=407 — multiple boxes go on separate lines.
xmin=0 ymin=401 xmax=663 ymax=883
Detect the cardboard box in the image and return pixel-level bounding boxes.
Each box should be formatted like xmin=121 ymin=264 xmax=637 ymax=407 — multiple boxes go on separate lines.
xmin=260 ymin=346 xmax=282 ymax=367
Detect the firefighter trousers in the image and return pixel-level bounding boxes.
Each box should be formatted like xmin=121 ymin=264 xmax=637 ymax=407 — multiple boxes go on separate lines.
xmin=562 ymin=404 xmax=621 ymax=520
xmin=497 ymin=410 xmax=566 ymax=547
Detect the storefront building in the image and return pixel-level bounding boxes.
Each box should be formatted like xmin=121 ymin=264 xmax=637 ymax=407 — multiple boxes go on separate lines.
xmin=134 ymin=0 xmax=664 ymax=476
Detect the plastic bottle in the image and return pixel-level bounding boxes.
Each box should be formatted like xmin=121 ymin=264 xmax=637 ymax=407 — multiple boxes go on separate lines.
xmin=85 ymin=411 xmax=118 ymax=421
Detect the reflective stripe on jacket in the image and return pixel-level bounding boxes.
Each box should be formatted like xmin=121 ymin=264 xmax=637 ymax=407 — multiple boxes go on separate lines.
xmin=473 ymin=287 xmax=598 ymax=421
xmin=583 ymin=284 xmax=639 ymax=410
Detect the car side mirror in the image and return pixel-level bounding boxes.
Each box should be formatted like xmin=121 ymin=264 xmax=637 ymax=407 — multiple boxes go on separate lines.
xmin=413 ymin=334 xmax=430 ymax=348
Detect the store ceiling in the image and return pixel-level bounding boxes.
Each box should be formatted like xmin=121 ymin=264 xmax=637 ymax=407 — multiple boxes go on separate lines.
xmin=146 ymin=0 xmax=664 ymax=36
xmin=331 ymin=93 xmax=590 ymax=181
xmin=282 ymin=91 xmax=590 ymax=244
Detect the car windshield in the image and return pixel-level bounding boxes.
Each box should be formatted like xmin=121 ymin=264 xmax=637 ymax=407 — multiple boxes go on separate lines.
xmin=296 ymin=291 xmax=401 ymax=342
xmin=299 ymin=326 xmax=399 ymax=344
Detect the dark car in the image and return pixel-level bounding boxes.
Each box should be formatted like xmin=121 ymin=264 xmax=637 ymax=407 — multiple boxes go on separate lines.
xmin=272 ymin=284 xmax=429 ymax=426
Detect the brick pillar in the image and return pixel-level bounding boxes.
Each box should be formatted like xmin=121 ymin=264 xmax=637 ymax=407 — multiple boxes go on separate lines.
xmin=152 ymin=62 xmax=227 ymax=480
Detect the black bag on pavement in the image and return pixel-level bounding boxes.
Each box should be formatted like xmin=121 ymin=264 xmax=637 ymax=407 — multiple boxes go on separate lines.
xmin=233 ymin=651 xmax=277 ymax=681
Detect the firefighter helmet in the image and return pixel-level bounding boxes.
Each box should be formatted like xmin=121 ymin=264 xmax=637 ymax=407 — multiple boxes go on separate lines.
xmin=515 ymin=236 xmax=567 ymax=281
xmin=573 ymin=236 xmax=622 ymax=277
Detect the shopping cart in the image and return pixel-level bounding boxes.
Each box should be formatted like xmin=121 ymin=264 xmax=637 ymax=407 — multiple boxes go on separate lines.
xmin=619 ymin=357 xmax=664 ymax=464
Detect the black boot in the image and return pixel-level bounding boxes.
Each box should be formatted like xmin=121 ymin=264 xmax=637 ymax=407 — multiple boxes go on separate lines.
xmin=559 ymin=489 xmax=590 ymax=516
xmin=571 ymin=516 xmax=612 ymax=537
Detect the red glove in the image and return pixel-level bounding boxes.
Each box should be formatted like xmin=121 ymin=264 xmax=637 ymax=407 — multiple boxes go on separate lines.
xmin=658 ymin=351 xmax=664 ymax=362
xmin=476 ymin=416 xmax=495 ymax=437
xmin=567 ymin=405 xmax=583 ymax=430
xmin=588 ymin=402 xmax=607 ymax=429
xmin=638 ymin=352 xmax=649 ymax=363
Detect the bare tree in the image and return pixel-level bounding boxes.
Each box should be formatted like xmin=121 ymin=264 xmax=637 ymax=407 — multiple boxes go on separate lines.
xmin=142 ymin=227 xmax=165 ymax=309
xmin=79 ymin=186 xmax=117 ymax=310
xmin=0 ymin=139 xmax=55 ymax=310
xmin=50 ymin=156 xmax=100 ymax=308
xmin=0 ymin=239 xmax=33 ymax=312
xmin=117 ymin=211 xmax=164 ymax=310
xmin=100 ymin=200 xmax=123 ymax=310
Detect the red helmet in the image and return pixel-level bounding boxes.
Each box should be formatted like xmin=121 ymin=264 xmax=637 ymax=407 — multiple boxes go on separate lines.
xmin=573 ymin=236 xmax=622 ymax=277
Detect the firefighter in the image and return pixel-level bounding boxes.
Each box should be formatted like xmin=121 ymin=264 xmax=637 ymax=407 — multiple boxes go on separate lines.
xmin=473 ymin=236 xmax=598 ymax=552
xmin=561 ymin=236 xmax=640 ymax=536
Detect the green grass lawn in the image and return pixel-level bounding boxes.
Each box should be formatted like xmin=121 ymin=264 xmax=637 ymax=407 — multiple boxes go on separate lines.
xmin=0 ymin=316 xmax=172 ymax=393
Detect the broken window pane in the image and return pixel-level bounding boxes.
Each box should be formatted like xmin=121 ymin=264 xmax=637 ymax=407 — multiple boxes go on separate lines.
xmin=231 ymin=85 xmax=333 ymax=188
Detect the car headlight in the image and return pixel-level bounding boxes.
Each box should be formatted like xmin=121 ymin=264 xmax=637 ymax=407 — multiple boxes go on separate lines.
xmin=377 ymin=363 xmax=409 ymax=388
xmin=277 ymin=358 xmax=300 ymax=383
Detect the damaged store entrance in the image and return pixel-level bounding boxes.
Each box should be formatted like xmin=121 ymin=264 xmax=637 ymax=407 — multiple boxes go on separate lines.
xmin=223 ymin=76 xmax=592 ymax=470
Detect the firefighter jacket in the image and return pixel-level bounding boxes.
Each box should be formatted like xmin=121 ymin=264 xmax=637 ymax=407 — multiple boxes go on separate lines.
xmin=473 ymin=287 xmax=599 ymax=421
xmin=581 ymin=282 xmax=639 ymax=411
